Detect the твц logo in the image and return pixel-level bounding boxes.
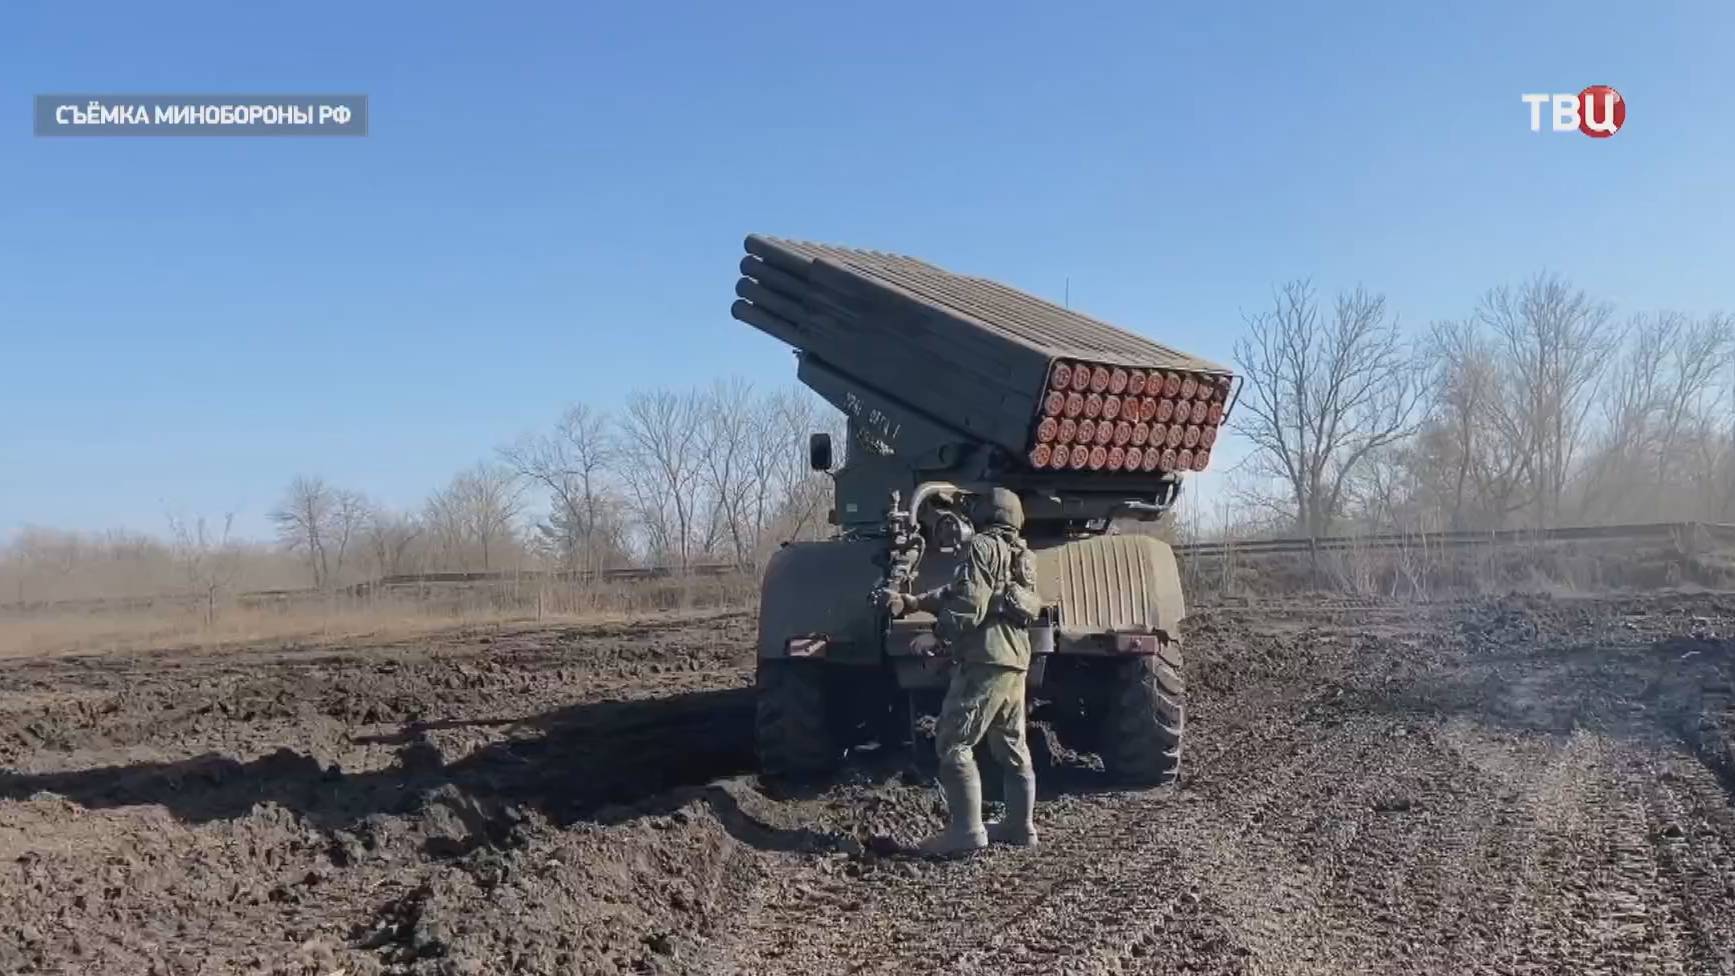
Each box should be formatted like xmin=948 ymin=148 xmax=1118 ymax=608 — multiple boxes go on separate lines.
xmin=1521 ymin=86 xmax=1624 ymax=137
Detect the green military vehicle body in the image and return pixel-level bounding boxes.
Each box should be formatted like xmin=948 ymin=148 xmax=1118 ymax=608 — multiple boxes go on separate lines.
xmin=732 ymin=235 xmax=1235 ymax=784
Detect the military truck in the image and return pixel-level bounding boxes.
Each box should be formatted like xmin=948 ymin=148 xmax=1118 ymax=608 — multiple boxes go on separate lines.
xmin=732 ymin=236 xmax=1235 ymax=785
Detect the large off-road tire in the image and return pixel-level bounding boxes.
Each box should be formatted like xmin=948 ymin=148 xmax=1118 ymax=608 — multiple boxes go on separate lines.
xmin=1101 ymin=643 xmax=1185 ymax=786
xmin=754 ymin=659 xmax=841 ymax=779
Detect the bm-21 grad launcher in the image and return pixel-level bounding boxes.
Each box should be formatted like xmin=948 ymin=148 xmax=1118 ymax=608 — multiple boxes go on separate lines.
xmin=733 ymin=235 xmax=1235 ymax=784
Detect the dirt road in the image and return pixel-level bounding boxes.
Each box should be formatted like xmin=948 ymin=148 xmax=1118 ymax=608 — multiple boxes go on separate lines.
xmin=3 ymin=594 xmax=1733 ymax=975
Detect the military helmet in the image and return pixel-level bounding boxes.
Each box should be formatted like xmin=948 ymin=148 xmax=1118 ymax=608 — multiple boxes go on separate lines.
xmin=974 ymin=486 xmax=1024 ymax=530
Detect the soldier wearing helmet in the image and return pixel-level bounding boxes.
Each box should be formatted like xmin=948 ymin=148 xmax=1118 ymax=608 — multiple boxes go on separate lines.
xmin=880 ymin=486 xmax=1040 ymax=856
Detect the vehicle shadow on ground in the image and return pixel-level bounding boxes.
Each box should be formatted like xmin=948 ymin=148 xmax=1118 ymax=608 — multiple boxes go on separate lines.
xmin=0 ymin=687 xmax=758 ymax=835
xmin=0 ymin=683 xmax=1145 ymax=859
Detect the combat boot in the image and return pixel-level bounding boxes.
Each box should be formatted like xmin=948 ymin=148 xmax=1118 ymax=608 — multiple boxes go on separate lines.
xmin=917 ymin=760 xmax=987 ymax=857
xmin=986 ymin=771 xmax=1039 ymax=848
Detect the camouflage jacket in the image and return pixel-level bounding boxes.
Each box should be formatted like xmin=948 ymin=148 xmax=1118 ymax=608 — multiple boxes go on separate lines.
xmin=915 ymin=527 xmax=1032 ymax=671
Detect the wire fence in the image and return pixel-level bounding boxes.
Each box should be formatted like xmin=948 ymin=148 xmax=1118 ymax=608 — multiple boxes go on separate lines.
xmin=7 ymin=521 xmax=1734 ymax=616
xmin=1173 ymin=521 xmax=1735 ymax=558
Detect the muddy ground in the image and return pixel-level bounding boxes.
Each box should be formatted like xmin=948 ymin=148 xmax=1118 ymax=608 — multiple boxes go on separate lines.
xmin=2 ymin=594 xmax=1733 ymax=975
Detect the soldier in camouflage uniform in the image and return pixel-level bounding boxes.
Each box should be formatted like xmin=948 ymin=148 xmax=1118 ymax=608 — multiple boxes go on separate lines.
xmin=881 ymin=487 xmax=1039 ymax=856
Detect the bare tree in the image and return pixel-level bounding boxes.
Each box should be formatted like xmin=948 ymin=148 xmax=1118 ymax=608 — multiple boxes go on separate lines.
xmin=1477 ymin=273 xmax=1616 ymax=528
xmin=1581 ymin=311 xmax=1734 ymax=521
xmin=426 ymin=464 xmax=525 ymax=571
xmin=1344 ymin=441 xmax=1437 ymax=535
xmin=697 ymin=383 xmax=839 ymax=569
xmin=1233 ymin=280 xmax=1425 ymax=536
xmin=1683 ymin=413 xmax=1735 ymax=521
xmin=5 ymin=528 xmax=80 ymax=604
xmin=743 ymin=390 xmax=795 ymax=557
xmin=166 ymin=512 xmax=240 ymax=626
xmin=762 ymin=388 xmax=842 ymax=545
xmin=1711 ymin=344 xmax=1735 ymax=519
xmin=329 ymin=490 xmax=371 ymax=584
xmin=267 ymin=477 xmax=372 ymax=587
xmin=422 ymin=485 xmax=466 ymax=571
xmin=500 ymin=403 xmax=622 ymax=574
xmin=362 ymin=509 xmax=423 ymax=578
xmin=1651 ymin=313 xmax=1733 ymax=496
xmin=699 ymin=378 xmax=766 ymax=568
xmin=1 ymin=527 xmax=308 ymax=605
xmin=464 ymin=466 xmax=524 ymax=571
xmin=617 ymin=389 xmax=708 ymax=571
xmin=1413 ymin=320 xmax=1535 ymax=528
xmin=269 ymin=475 xmax=335 ymax=587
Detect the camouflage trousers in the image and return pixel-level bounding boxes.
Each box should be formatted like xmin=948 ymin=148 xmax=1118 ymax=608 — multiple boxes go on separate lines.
xmin=935 ymin=662 xmax=1033 ymax=777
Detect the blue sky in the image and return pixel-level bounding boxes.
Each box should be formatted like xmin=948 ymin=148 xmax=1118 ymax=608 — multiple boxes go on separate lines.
xmin=2 ymin=1 xmax=1730 ymax=539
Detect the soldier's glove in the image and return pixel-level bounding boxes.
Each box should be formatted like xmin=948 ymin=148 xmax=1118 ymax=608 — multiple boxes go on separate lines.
xmin=875 ymin=589 xmax=915 ymax=617
xmin=909 ymin=632 xmax=942 ymax=656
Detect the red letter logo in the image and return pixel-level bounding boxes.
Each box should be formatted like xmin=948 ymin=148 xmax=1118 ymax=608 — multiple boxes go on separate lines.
xmin=1578 ymin=85 xmax=1624 ymax=138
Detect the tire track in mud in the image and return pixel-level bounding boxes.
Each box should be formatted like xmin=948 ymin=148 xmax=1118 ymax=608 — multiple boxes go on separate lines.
xmin=1032 ymin=721 xmax=1406 ymax=976
xmin=1410 ymin=724 xmax=1573 ymax=974
xmin=1490 ymin=735 xmax=1664 ymax=975
xmin=1349 ymin=754 xmax=1513 ymax=975
xmin=1575 ymin=746 xmax=1686 ymax=976
xmin=7 ymin=597 xmax=1735 ymax=975
xmin=1203 ymin=726 xmax=1480 ymax=974
xmin=713 ymin=695 xmax=1366 ymax=976
xmin=924 ymin=650 xmax=1455 ymax=975
xmin=1009 ymin=712 xmax=1732 ymax=976
xmin=714 ymin=593 xmax=1735 ymax=976
xmin=1065 ymin=716 xmax=1525 ymax=976
xmin=1442 ymin=726 xmax=1733 ymax=976
xmin=731 ymin=619 xmax=1460 ymax=974
xmin=1637 ymin=753 xmax=1735 ymax=973
xmin=1465 ymin=732 xmax=1597 ymax=972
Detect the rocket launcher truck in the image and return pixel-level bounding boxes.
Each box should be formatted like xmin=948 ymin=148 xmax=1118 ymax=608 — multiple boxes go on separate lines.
xmin=733 ymin=235 xmax=1236 ymax=784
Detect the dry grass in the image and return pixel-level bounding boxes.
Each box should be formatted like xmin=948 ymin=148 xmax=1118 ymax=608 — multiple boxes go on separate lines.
xmin=0 ymin=605 xmax=520 ymax=659
xmin=0 ymin=576 xmax=758 ymax=659
xmin=1183 ymin=535 xmax=1735 ymax=604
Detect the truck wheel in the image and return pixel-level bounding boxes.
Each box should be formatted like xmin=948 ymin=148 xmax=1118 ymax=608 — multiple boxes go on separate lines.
xmin=1102 ymin=644 xmax=1185 ymax=786
xmin=755 ymin=659 xmax=841 ymax=779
